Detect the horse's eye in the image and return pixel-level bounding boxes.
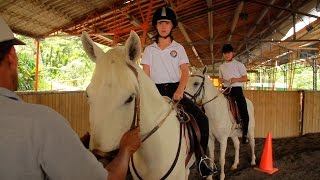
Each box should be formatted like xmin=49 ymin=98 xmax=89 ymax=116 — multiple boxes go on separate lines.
xmin=194 ymin=82 xmax=199 ymax=86
xmin=125 ymin=94 xmax=135 ymax=104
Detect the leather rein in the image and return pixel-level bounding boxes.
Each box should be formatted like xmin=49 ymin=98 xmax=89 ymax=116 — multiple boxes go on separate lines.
xmin=123 ymin=63 xmax=184 ymax=179
xmin=184 ymin=74 xmax=218 ymax=106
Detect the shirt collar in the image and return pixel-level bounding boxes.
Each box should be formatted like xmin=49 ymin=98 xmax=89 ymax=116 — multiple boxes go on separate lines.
xmin=0 ymin=87 xmax=22 ymax=101
xmin=225 ymin=58 xmax=235 ymax=63
xmin=151 ymin=40 xmax=178 ymax=49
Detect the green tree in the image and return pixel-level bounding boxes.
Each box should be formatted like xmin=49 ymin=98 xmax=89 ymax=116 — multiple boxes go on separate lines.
xmin=16 ymin=35 xmax=99 ymax=91
xmin=16 ymin=35 xmax=36 ymax=91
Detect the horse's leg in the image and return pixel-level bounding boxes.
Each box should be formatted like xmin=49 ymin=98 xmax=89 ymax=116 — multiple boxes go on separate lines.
xmin=185 ymin=168 xmax=190 ymax=180
xmin=248 ymin=128 xmax=256 ymax=166
xmin=230 ymin=135 xmax=240 ymax=170
xmin=206 ymin=135 xmax=215 ymax=180
xmin=219 ymin=138 xmax=228 ymax=180
xmin=208 ymin=134 xmax=215 ymax=163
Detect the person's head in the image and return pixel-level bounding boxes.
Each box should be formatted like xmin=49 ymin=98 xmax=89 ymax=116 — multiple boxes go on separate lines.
xmin=152 ymin=7 xmax=177 ymax=42
xmin=222 ymin=43 xmax=234 ymax=61
xmin=0 ymin=17 xmax=25 ymax=91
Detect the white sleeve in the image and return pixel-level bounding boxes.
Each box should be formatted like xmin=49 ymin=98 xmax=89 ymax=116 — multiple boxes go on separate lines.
xmin=140 ymin=46 xmax=152 ymax=65
xmin=218 ymin=65 xmax=223 ymax=79
xmin=238 ymin=62 xmax=247 ymax=76
xmin=178 ymin=45 xmax=189 ymax=65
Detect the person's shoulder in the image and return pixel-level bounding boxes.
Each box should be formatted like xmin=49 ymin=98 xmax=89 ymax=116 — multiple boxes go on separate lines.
xmin=232 ymin=59 xmax=243 ymax=64
xmin=220 ymin=61 xmax=227 ymax=66
xmin=172 ymin=40 xmax=183 ymax=48
xmin=17 ymin=102 xmax=65 ymax=121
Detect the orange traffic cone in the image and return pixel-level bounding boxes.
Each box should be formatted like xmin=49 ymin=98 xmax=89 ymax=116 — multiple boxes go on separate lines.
xmin=255 ymin=132 xmax=278 ymax=174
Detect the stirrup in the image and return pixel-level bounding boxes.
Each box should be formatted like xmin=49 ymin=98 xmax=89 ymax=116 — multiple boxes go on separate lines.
xmin=198 ymin=156 xmax=218 ymax=178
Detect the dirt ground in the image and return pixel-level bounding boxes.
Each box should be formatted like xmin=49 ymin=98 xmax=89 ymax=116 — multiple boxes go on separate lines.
xmin=189 ymin=132 xmax=320 ymax=180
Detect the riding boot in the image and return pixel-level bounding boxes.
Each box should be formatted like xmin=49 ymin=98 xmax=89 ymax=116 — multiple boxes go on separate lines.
xmin=230 ymin=87 xmax=249 ymax=145
xmin=241 ymin=120 xmax=249 ymax=144
xmin=179 ymin=97 xmax=218 ymax=178
xmin=179 ymin=97 xmax=209 ymax=152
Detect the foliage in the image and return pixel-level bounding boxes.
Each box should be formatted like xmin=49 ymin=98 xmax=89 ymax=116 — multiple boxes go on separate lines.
xmin=15 ymin=34 xmax=318 ymax=91
xmin=248 ymin=62 xmax=319 ymax=91
xmin=16 ymin=35 xmax=100 ymax=91
xmin=39 ymin=36 xmax=95 ymax=90
xmin=16 ymin=36 xmax=36 ymax=91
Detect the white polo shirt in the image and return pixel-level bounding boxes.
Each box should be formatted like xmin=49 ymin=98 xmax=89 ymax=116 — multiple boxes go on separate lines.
xmin=141 ymin=41 xmax=189 ymax=84
xmin=0 ymin=87 xmax=107 ymax=180
xmin=219 ymin=59 xmax=247 ymax=87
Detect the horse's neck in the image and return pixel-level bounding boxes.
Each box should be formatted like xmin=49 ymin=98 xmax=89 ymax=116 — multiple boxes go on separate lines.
xmin=138 ymin=72 xmax=175 ymax=134
xmin=134 ymin=95 xmax=185 ymax=178
xmin=203 ymin=80 xmax=220 ymax=102
xmin=203 ymin=81 xmax=227 ymax=110
xmin=133 ymin=72 xmax=186 ymax=178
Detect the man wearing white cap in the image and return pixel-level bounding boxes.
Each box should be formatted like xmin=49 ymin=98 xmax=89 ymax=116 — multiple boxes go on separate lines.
xmin=0 ymin=17 xmax=140 ymax=180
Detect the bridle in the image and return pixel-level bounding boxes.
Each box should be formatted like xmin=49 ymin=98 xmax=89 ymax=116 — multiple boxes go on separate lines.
xmin=184 ymin=74 xmax=218 ymax=107
xmin=127 ymin=63 xmax=141 ymax=130
xmin=91 ymin=63 xmax=141 ymax=161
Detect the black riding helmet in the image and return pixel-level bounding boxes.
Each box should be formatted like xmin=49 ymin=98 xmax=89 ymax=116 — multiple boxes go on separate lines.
xmin=152 ymin=7 xmax=177 ymax=28
xmin=222 ymin=44 xmax=234 ymax=53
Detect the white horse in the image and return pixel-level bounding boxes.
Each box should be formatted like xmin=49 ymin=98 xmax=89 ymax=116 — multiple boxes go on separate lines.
xmin=184 ymin=67 xmax=256 ymax=180
xmin=81 ymin=31 xmax=196 ymax=180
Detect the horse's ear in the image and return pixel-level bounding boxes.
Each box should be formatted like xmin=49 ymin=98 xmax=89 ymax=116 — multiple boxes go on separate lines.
xmin=81 ymin=32 xmax=104 ymax=63
xmin=125 ymin=31 xmax=141 ymax=63
xmin=202 ymin=66 xmax=208 ymax=74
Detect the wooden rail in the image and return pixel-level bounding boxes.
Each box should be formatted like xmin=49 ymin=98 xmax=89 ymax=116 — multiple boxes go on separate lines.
xmin=17 ymin=90 xmax=320 ymax=138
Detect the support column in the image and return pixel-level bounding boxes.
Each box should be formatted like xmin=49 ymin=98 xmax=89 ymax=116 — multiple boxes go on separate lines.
xmin=35 ymin=39 xmax=40 ymax=91
xmin=282 ymin=64 xmax=288 ymax=91
xmin=313 ymin=58 xmax=318 ymax=90
xmin=259 ymin=66 xmax=263 ymax=89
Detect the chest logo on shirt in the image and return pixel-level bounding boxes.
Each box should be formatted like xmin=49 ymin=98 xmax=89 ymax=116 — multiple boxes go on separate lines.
xmin=170 ymin=50 xmax=177 ymax=58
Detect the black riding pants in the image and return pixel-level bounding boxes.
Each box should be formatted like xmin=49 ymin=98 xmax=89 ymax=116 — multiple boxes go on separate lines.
xmin=155 ymin=82 xmax=209 ymax=153
xmin=229 ymin=87 xmax=249 ymax=136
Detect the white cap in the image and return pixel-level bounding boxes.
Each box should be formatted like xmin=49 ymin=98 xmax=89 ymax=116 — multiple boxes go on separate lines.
xmin=0 ymin=17 xmax=25 ymax=45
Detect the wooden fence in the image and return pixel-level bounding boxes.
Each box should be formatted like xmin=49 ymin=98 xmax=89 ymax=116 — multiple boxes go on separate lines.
xmin=17 ymin=90 xmax=320 ymax=138
xmin=18 ymin=91 xmax=90 ymax=137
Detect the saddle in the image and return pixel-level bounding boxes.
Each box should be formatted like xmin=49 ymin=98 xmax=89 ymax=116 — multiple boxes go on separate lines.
xmin=223 ymin=93 xmax=241 ymax=125
xmin=175 ymin=106 xmax=199 ymax=164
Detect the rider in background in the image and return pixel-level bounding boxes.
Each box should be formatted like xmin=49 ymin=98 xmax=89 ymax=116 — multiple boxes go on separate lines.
xmin=140 ymin=6 xmax=215 ymax=177
xmin=218 ymin=43 xmax=249 ymax=144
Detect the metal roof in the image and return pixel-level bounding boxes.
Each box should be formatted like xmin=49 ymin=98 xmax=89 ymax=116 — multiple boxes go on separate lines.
xmin=1 ymin=0 xmax=319 ymax=73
